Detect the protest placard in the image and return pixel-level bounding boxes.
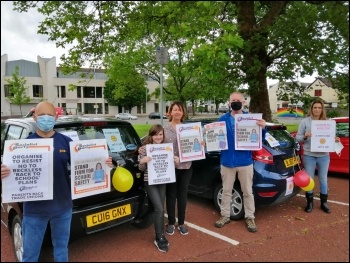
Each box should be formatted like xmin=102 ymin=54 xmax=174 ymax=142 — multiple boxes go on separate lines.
xmin=310 ymin=120 xmax=336 ymax=152
xmin=204 ymin=121 xmax=228 ymax=151
xmin=2 ymin=138 xmax=54 ymax=203
xmin=235 ymin=113 xmax=262 ymax=150
xmin=146 ymin=143 xmax=176 ymax=185
xmin=176 ymin=122 xmax=205 ymax=162
xmin=70 ymin=139 xmax=110 ymax=199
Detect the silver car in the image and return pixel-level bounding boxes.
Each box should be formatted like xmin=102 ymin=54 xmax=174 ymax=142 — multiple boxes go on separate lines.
xmin=115 ymin=113 xmax=138 ymax=120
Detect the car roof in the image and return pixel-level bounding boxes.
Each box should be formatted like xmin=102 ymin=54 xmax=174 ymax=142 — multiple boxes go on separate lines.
xmin=331 ymin=117 xmax=349 ymax=123
xmin=4 ymin=116 xmax=133 ymax=126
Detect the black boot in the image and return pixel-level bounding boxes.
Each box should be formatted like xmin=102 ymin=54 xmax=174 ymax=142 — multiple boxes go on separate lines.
xmin=320 ymin=193 xmax=331 ymax=213
xmin=305 ymin=192 xmax=313 ymax=213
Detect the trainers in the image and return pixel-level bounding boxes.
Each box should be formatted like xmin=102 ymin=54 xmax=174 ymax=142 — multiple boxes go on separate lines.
xmin=178 ymin=225 xmax=189 ymax=235
xmin=166 ymin=224 xmax=175 ymax=235
xmin=154 ymin=236 xmax=169 ymax=252
xmin=215 ymin=216 xmax=231 ymax=228
xmin=246 ymin=218 xmax=257 ymax=232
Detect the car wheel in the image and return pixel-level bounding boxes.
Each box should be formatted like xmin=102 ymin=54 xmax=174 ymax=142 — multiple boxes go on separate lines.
xmin=11 ymin=215 xmax=23 ymax=262
xmin=213 ymin=184 xmax=245 ymax=220
xmin=132 ymin=210 xmax=155 ymax=229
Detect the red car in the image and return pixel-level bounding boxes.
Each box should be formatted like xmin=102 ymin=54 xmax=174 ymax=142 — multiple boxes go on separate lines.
xmin=291 ymin=117 xmax=349 ymax=174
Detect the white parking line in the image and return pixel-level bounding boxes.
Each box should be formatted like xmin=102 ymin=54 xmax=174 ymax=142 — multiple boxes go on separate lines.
xmin=296 ymin=194 xmax=349 ymax=206
xmin=164 ymin=214 xmax=239 ymax=245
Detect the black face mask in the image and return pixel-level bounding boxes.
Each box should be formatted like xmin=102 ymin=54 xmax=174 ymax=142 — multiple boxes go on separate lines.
xmin=231 ymin=101 xmax=242 ymax=111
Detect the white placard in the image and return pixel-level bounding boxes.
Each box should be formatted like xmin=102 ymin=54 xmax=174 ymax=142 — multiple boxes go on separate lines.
xmin=70 ymin=139 xmax=111 ymax=199
xmin=204 ymin=121 xmax=228 ymax=151
xmin=146 ymin=143 xmax=176 ymax=185
xmin=2 ymin=138 xmax=54 ymax=203
xmin=235 ymin=114 xmax=263 ymax=150
xmin=310 ymin=120 xmax=336 ymax=152
xmin=176 ymin=122 xmax=205 ymax=162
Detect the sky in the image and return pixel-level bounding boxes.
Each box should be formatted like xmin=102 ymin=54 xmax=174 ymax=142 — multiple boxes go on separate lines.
xmin=1 ymin=1 xmax=316 ymax=86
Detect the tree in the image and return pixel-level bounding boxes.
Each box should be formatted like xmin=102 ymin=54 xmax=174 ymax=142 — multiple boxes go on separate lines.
xmin=13 ymin=1 xmax=349 ymax=121
xmin=104 ymin=54 xmax=146 ymax=111
xmin=4 ymin=66 xmax=31 ymax=115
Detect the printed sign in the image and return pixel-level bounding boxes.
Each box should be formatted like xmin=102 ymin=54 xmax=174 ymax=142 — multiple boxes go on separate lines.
xmin=235 ymin=113 xmax=263 ymax=150
xmin=310 ymin=120 xmax=336 ymax=152
xmin=2 ymin=138 xmax=54 ymax=203
xmin=146 ymin=143 xmax=176 ymax=185
xmin=176 ymin=122 xmax=205 ymax=162
xmin=70 ymin=139 xmax=111 ymax=199
xmin=204 ymin=121 xmax=228 ymax=151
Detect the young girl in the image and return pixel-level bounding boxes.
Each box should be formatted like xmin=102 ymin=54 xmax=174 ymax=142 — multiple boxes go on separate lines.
xmin=138 ymin=124 xmax=179 ymax=253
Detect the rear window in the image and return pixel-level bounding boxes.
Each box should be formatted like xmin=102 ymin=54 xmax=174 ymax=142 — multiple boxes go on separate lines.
xmin=55 ymin=124 xmax=140 ymax=153
xmin=336 ymin=122 xmax=349 ymax=137
xmin=264 ymin=129 xmax=295 ymax=149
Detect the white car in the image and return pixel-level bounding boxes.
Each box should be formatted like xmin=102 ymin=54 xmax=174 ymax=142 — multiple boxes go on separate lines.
xmin=115 ymin=113 xmax=138 ymax=120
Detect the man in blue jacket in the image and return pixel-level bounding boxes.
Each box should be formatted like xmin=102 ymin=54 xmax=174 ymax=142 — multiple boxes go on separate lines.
xmin=215 ymin=92 xmax=266 ymax=233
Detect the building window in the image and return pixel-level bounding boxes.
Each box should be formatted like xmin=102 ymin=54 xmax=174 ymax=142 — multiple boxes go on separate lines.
xmin=77 ymin=103 xmax=82 ymax=114
xmin=77 ymin=86 xmax=81 ymax=98
xmin=315 ymin=90 xmax=322 ymax=96
xmin=96 ymin=87 xmax=102 ymax=98
xmin=104 ymin=103 xmax=108 ymax=114
xmin=4 ymin=85 xmax=13 ymax=97
xmin=60 ymin=86 xmax=66 ymax=98
xmin=33 ymin=85 xmax=43 ymax=97
xmin=83 ymin=86 xmax=95 ymax=98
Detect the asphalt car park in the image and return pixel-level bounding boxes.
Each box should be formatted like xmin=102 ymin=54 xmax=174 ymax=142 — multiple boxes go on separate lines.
xmin=1 ymin=173 xmax=348 ymax=262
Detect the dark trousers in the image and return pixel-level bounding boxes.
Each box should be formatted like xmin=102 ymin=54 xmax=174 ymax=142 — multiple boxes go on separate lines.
xmin=145 ymin=183 xmax=166 ymax=239
xmin=166 ymin=167 xmax=193 ymax=226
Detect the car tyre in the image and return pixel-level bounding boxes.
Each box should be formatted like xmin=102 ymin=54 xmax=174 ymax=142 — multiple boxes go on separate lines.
xmin=213 ymin=184 xmax=245 ymax=220
xmin=132 ymin=210 xmax=155 ymax=229
xmin=11 ymin=215 xmax=23 ymax=262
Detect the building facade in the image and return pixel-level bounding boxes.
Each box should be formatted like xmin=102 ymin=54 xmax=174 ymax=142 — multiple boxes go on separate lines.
xmin=1 ymin=54 xmax=161 ymax=117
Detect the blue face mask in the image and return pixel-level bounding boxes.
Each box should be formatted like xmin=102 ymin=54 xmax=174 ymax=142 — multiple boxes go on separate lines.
xmin=37 ymin=115 xmax=56 ymax=132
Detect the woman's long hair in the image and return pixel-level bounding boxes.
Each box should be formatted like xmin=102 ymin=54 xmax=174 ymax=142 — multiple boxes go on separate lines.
xmin=167 ymin=101 xmax=187 ymax=122
xmin=142 ymin=124 xmax=164 ymax=146
xmin=307 ymin=99 xmax=327 ymax=120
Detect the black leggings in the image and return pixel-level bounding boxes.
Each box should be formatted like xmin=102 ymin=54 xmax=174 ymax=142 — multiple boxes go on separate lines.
xmin=166 ymin=167 xmax=193 ymax=226
xmin=145 ymin=183 xmax=166 ymax=239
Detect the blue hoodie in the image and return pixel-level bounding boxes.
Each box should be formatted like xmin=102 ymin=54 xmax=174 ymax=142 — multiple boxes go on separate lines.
xmin=218 ymin=112 xmax=266 ymax=168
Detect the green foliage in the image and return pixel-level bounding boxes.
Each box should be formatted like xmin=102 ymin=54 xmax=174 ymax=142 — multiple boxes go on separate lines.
xmin=326 ymin=108 xmax=341 ymax=118
xmin=104 ymin=54 xmax=146 ymax=111
xmin=12 ymin=1 xmax=349 ymax=122
xmin=4 ymin=66 xmax=31 ymax=115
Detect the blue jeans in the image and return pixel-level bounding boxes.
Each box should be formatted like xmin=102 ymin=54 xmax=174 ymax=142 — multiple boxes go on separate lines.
xmin=22 ymin=209 xmax=72 ymax=262
xmin=303 ymin=155 xmax=330 ymax=195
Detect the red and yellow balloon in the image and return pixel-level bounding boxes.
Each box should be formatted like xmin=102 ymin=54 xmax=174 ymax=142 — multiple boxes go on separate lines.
xmin=112 ymin=166 xmax=134 ymax=192
xmin=293 ymin=170 xmax=314 ymax=191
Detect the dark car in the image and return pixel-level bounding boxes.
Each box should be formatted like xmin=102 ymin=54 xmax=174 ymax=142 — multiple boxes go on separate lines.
xmin=148 ymin=112 xmax=167 ymax=119
xmin=1 ymin=116 xmax=153 ymax=262
xmin=186 ymin=119 xmax=302 ymax=220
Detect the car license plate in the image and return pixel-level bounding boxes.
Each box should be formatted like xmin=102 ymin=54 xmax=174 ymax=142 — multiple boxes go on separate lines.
xmin=284 ymin=156 xmax=299 ymax=168
xmin=86 ymin=204 xmax=131 ymax=227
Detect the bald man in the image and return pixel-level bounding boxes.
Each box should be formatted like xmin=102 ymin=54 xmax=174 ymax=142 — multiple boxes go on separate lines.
xmin=1 ymin=101 xmax=111 ymax=262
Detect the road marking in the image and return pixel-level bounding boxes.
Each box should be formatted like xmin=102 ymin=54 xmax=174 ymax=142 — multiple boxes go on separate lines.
xmin=296 ymin=194 xmax=349 ymax=206
xmin=164 ymin=214 xmax=239 ymax=245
